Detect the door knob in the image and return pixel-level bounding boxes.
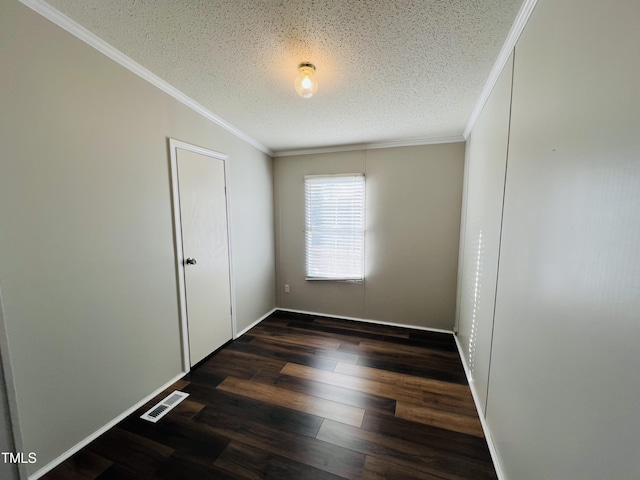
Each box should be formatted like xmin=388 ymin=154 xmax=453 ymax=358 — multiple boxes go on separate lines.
xmin=185 ymin=257 xmax=197 ymax=265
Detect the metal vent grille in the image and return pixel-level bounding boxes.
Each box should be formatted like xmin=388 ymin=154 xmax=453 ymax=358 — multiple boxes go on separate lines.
xmin=140 ymin=390 xmax=189 ymax=423
xmin=163 ymin=392 xmax=186 ymax=406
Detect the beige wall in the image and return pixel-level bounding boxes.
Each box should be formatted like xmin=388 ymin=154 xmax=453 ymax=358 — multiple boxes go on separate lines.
xmin=275 ymin=144 xmax=464 ymax=330
xmin=0 ymin=1 xmax=275 ymax=474
xmin=457 ymin=0 xmax=640 ymax=478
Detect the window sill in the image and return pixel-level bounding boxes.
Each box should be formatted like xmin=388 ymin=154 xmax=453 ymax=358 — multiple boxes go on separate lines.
xmin=305 ymin=277 xmax=363 ymax=283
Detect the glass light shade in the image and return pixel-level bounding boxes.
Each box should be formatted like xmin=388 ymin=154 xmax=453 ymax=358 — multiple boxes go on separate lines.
xmin=295 ymin=63 xmax=318 ymax=98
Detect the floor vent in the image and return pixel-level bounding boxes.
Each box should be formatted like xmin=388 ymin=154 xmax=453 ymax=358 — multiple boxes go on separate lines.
xmin=140 ymin=391 xmax=189 ymax=423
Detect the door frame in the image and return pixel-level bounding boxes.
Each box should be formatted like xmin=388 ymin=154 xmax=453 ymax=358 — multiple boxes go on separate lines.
xmin=168 ymin=138 xmax=237 ymax=372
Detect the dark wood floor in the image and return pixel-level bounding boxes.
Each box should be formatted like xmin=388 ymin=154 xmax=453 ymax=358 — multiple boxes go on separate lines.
xmin=43 ymin=311 xmax=497 ymax=479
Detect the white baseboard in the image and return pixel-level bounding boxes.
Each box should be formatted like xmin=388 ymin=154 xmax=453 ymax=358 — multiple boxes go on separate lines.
xmin=26 ymin=309 xmax=466 ymax=480
xmin=453 ymin=334 xmax=506 ymax=480
xmin=276 ymin=308 xmax=453 ymax=334
xmin=235 ymin=308 xmax=276 ymax=337
xmin=28 ymin=372 xmax=185 ymax=480
xmin=276 ymin=308 xmax=506 ymax=475
xmin=29 ymin=308 xmax=277 ymax=479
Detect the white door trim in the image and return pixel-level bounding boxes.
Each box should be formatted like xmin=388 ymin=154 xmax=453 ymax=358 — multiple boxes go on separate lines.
xmin=168 ymin=138 xmax=237 ymax=373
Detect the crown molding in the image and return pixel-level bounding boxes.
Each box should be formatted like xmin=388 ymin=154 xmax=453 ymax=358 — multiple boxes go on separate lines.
xmin=463 ymin=0 xmax=538 ymax=139
xmin=20 ymin=0 xmax=536 ymax=157
xmin=18 ymin=0 xmax=273 ymax=157
xmin=273 ymin=135 xmax=465 ymax=157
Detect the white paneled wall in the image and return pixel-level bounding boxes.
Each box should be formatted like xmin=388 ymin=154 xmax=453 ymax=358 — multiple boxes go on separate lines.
xmin=457 ymin=0 xmax=640 ymax=478
xmin=456 ymin=53 xmax=513 ymax=415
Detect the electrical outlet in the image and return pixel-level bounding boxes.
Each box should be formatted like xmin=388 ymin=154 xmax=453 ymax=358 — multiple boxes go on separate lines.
xmin=284 ymin=284 xmax=290 ymax=293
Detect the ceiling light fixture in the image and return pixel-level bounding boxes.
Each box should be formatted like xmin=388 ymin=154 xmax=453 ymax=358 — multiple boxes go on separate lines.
xmin=295 ymin=62 xmax=318 ymax=98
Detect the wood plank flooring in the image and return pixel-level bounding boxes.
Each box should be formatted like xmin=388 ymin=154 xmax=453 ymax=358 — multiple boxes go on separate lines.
xmin=42 ymin=311 xmax=497 ymax=479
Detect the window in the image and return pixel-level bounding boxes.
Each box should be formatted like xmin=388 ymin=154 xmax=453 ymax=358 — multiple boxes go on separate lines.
xmin=305 ymin=174 xmax=365 ymax=281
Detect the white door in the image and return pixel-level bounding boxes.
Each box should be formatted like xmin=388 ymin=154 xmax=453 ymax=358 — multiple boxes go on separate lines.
xmin=172 ymin=143 xmax=233 ymax=367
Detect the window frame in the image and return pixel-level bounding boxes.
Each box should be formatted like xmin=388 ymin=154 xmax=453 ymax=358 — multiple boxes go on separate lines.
xmin=304 ymin=173 xmax=366 ymax=282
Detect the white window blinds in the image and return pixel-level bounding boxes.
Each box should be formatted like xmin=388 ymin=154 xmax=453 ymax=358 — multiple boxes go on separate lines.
xmin=305 ymin=174 xmax=365 ymax=280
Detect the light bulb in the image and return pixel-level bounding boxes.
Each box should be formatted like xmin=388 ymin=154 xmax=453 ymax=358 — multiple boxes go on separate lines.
xmin=295 ymin=63 xmax=318 ymax=98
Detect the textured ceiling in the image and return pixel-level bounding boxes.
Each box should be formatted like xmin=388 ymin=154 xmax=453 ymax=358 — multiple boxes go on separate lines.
xmin=44 ymin=0 xmax=524 ymax=153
